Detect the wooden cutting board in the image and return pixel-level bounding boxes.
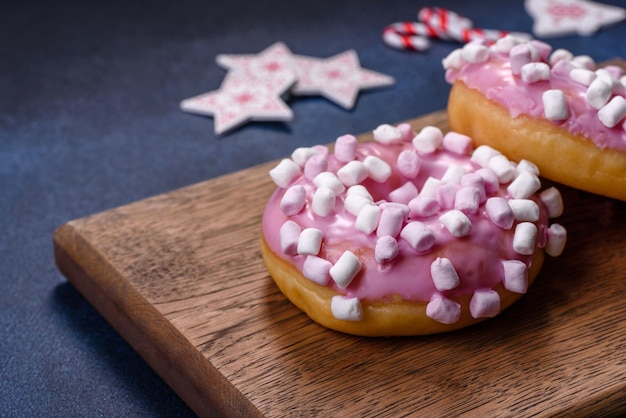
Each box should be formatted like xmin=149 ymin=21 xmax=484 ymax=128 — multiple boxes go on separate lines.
xmin=54 ymin=108 xmax=626 ymax=417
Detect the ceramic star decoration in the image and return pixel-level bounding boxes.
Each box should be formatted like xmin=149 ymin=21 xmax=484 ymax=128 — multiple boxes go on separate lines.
xmin=180 ymin=71 xmax=293 ymax=135
xmin=291 ymin=50 xmax=395 ymax=110
xmin=525 ymin=0 xmax=626 ymax=37
xmin=216 ymin=42 xmax=297 ymax=93
xmin=180 ymin=42 xmax=395 ymax=135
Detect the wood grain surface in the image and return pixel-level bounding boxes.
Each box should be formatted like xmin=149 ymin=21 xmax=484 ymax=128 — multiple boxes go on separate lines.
xmin=54 ymin=108 xmax=626 ymax=417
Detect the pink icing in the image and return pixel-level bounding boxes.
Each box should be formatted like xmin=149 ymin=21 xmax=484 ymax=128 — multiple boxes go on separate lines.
xmin=445 ymin=43 xmax=626 ymax=153
xmin=262 ymin=126 xmax=563 ymax=325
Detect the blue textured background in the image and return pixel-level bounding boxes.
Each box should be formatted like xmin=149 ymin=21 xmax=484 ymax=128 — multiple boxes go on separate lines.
xmin=3 ymin=0 xmax=626 ymax=416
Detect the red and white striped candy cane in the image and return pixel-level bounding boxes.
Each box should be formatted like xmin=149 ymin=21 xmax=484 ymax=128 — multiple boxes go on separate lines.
xmin=419 ymin=7 xmax=530 ymax=44
xmin=417 ymin=7 xmax=473 ymax=40
xmin=382 ymin=22 xmax=431 ymax=51
xmin=383 ymin=7 xmax=529 ymax=52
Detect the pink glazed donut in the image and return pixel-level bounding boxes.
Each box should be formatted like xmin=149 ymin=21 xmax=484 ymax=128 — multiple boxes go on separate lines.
xmin=445 ymin=36 xmax=626 ymax=201
xmin=261 ymin=124 xmax=566 ymax=336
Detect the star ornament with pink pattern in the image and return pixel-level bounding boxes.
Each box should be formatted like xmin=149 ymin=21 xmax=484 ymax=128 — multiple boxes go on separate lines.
xmin=180 ymin=71 xmax=293 ymax=135
xmin=292 ymin=50 xmax=395 ymax=110
xmin=525 ymin=0 xmax=626 ymax=37
xmin=216 ymin=42 xmax=297 ymax=93
xmin=180 ymin=42 xmax=395 ymax=135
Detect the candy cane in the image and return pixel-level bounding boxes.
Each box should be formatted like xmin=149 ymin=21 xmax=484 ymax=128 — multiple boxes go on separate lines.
xmin=382 ymin=23 xmax=431 ymax=51
xmin=417 ymin=7 xmax=473 ymax=40
xmin=383 ymin=7 xmax=529 ymax=52
xmin=420 ymin=7 xmax=523 ymax=44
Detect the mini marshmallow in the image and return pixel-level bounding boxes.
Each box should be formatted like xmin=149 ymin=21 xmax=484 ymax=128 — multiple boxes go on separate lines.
xmin=363 ymin=155 xmax=392 ymax=183
xmin=502 ymin=259 xmax=528 ymax=293
xmin=461 ymin=43 xmax=489 ymax=63
xmin=291 ymin=147 xmax=319 ymax=167
xmin=516 ymin=159 xmax=540 ymax=176
xmin=373 ymin=124 xmax=403 ymax=144
xmin=313 ymin=171 xmax=345 ymax=195
xmin=488 ymin=154 xmax=517 ymax=183
xmin=486 ymin=197 xmax=514 ymax=229
xmin=355 ymin=204 xmax=381 ymax=235
xmin=476 ymin=167 xmax=500 ymax=194
xmin=344 ymin=194 xmax=373 ymax=217
xmin=412 ymin=126 xmax=443 ymax=154
xmin=552 ymin=59 xmax=576 ymax=78
xmin=468 ymin=37 xmax=490 ymax=47
xmin=459 ymin=172 xmax=484 ymax=187
xmin=495 ymin=34 xmax=522 ymax=54
xmin=379 ymin=202 xmax=409 ymax=221
xmin=400 ymin=221 xmax=435 ymax=252
xmin=455 ymin=186 xmax=481 ymax=215
xmin=529 ymin=40 xmax=552 ymax=61
xmin=543 ymin=89 xmax=569 ymax=121
xmin=469 ymin=289 xmax=500 ymax=318
xmin=377 ymin=205 xmax=405 ymax=238
xmin=279 ymin=220 xmax=301 ymax=255
xmin=621 ymin=75 xmax=626 ymax=89
xmin=312 ymin=187 xmax=336 ymax=217
xmin=297 ymin=227 xmax=323 ymax=256
xmin=586 ymin=78 xmax=612 ymax=110
xmin=396 ymin=150 xmax=421 ymax=178
xmin=397 ymin=123 xmax=414 ymax=142
xmin=347 ymin=184 xmax=373 ymax=199
xmin=408 ymin=195 xmax=439 ymax=218
xmin=510 ymin=43 xmax=537 ymax=75
xmin=334 ymin=134 xmax=358 ymax=162
xmin=303 ymin=153 xmax=328 ymax=180
xmin=508 ymin=199 xmax=540 ymax=222
xmin=441 ymin=165 xmax=467 ymax=185
xmin=280 ymin=185 xmax=306 ymax=216
xmin=388 ymin=182 xmax=418 ymax=204
xmin=549 ymin=48 xmax=573 ymax=66
xmin=521 ymin=62 xmax=550 ymax=84
xmin=603 ymin=65 xmax=625 ymax=80
xmin=431 ymin=257 xmax=460 ymax=291
xmin=595 ymin=68 xmax=621 ymax=90
xmin=436 ymin=183 xmax=457 ymax=210
xmin=419 ymin=176 xmax=441 ymax=198
xmin=513 ymin=222 xmax=537 ymax=255
xmin=598 ymin=96 xmax=626 ymax=128
xmin=461 ymin=173 xmax=486 ymax=202
xmin=546 ymin=223 xmax=567 ymax=257
xmin=269 ymin=159 xmax=301 ymax=188
xmin=540 ymin=187 xmax=564 ymax=218
xmin=329 ymin=251 xmax=361 ymax=289
xmin=507 ymin=171 xmax=541 ymax=199
xmin=439 ymin=209 xmax=472 ymax=237
xmin=442 ymin=48 xmax=465 ymax=70
xmin=571 ymin=55 xmax=595 ymax=70
xmin=311 ymin=144 xmax=329 ymax=155
xmin=375 ymin=236 xmax=399 ymax=264
xmin=331 ymin=296 xmax=362 ymax=321
xmin=569 ymin=68 xmax=597 ymax=86
xmin=337 ymin=160 xmax=368 ymax=186
xmin=471 ymin=145 xmax=501 ymax=167
xmin=302 ymin=255 xmax=332 ymax=285
xmin=426 ymin=295 xmax=461 ymax=324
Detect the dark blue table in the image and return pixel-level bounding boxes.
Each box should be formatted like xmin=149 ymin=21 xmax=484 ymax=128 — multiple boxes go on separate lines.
xmin=3 ymin=0 xmax=626 ymax=416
